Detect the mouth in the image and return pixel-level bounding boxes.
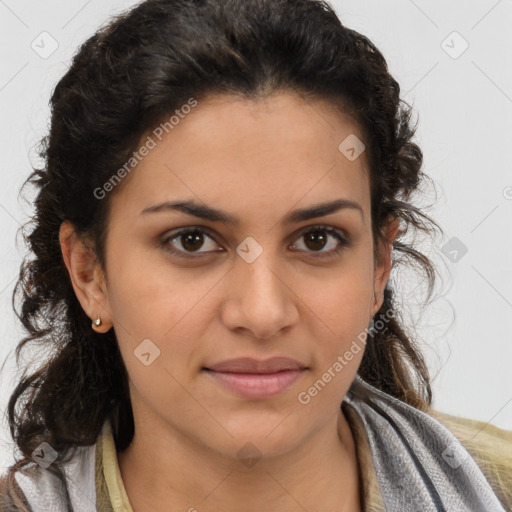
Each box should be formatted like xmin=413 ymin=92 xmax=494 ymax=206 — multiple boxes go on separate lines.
xmin=202 ymin=368 xmax=307 ymax=400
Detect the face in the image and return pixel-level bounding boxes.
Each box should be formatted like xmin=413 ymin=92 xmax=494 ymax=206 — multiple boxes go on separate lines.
xmin=62 ymin=92 xmax=395 ymax=460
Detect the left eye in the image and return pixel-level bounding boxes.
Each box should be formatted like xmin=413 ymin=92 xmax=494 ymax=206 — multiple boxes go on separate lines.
xmin=290 ymin=227 xmax=348 ymax=256
xmin=160 ymin=226 xmax=349 ymax=259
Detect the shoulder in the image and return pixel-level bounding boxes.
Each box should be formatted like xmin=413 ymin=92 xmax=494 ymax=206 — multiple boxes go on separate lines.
xmin=429 ymin=408 xmax=512 ymax=510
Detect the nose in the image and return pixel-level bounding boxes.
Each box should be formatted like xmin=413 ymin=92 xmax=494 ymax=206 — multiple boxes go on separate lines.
xmin=219 ymin=249 xmax=300 ymax=340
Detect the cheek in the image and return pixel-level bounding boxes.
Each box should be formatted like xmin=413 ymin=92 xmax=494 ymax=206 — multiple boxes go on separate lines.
xmin=106 ymin=244 xmax=210 ymax=333
xmin=105 ymin=248 xmax=219 ymax=383
xmin=296 ymin=280 xmax=370 ymax=408
xmin=296 ymin=260 xmax=373 ymax=372
xmin=300 ymin=258 xmax=373 ymax=327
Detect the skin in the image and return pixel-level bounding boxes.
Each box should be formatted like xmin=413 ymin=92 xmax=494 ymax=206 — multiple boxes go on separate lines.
xmin=60 ymin=92 xmax=399 ymax=512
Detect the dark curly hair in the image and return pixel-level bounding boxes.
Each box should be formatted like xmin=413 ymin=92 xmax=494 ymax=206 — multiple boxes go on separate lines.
xmin=1 ymin=0 xmax=444 ymax=508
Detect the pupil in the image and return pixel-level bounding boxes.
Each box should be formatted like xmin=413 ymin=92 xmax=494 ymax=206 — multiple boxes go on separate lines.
xmin=305 ymin=230 xmax=326 ymax=251
xmin=182 ymin=232 xmax=204 ymax=251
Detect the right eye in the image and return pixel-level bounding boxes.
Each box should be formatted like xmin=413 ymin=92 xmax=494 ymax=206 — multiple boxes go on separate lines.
xmin=160 ymin=227 xmax=224 ymax=259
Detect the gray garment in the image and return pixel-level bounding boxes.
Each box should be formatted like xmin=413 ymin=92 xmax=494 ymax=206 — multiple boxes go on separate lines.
xmin=344 ymin=375 xmax=507 ymax=512
xmin=14 ymin=442 xmax=96 ymax=512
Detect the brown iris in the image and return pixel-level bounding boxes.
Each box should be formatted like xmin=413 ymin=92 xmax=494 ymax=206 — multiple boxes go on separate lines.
xmin=303 ymin=229 xmax=328 ymax=251
xmin=180 ymin=231 xmax=205 ymax=252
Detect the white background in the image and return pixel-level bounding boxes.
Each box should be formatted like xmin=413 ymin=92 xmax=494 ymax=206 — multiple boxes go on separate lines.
xmin=0 ymin=0 xmax=511 ymax=474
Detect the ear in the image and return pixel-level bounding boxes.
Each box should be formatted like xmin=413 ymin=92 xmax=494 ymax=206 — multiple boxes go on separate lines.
xmin=59 ymin=221 xmax=112 ymax=333
xmin=371 ymin=215 xmax=400 ymax=316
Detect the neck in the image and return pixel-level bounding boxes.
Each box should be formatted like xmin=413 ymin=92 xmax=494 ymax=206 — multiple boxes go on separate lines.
xmin=117 ymin=407 xmax=361 ymax=512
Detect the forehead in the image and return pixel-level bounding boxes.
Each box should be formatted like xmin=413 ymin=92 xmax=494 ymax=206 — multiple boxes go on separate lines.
xmin=109 ymin=92 xmax=371 ymax=223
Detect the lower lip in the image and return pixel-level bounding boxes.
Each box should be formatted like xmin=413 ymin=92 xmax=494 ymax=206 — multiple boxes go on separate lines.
xmin=203 ymin=369 xmax=305 ymax=399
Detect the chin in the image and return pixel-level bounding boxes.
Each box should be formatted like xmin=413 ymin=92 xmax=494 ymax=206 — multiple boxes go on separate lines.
xmin=212 ymin=421 xmax=306 ymax=462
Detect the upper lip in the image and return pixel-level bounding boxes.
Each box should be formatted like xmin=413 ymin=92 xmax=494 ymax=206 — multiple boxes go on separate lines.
xmin=203 ymin=357 xmax=308 ymax=374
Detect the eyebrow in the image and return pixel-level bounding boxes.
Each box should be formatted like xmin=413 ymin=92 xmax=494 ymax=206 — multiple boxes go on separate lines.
xmin=140 ymin=198 xmax=364 ymax=224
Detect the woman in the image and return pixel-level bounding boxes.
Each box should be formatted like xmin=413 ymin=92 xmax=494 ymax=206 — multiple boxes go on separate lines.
xmin=1 ymin=0 xmax=511 ymax=510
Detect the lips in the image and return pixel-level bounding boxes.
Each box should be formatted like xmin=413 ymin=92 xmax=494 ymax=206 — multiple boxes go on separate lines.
xmin=202 ymin=357 xmax=308 ymax=399
xmin=203 ymin=356 xmax=307 ymax=374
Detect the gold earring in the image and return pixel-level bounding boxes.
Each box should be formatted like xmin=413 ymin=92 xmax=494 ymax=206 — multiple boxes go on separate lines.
xmin=92 ymin=315 xmax=102 ymax=329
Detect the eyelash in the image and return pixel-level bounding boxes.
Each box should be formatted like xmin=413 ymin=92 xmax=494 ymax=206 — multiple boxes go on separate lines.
xmin=159 ymin=225 xmax=351 ymax=260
